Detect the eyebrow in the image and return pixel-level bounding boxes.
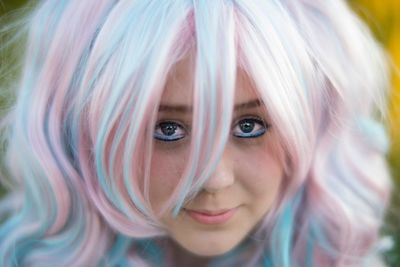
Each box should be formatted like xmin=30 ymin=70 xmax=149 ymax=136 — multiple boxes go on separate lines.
xmin=158 ymin=99 xmax=262 ymax=113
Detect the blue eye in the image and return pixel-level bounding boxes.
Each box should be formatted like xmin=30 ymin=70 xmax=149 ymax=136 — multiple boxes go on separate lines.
xmin=233 ymin=117 xmax=268 ymax=138
xmin=154 ymin=117 xmax=268 ymax=142
xmin=154 ymin=121 xmax=186 ymax=142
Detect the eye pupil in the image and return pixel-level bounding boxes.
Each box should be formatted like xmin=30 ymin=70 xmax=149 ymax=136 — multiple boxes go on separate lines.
xmin=240 ymin=120 xmax=255 ymax=133
xmin=160 ymin=123 xmax=177 ymax=136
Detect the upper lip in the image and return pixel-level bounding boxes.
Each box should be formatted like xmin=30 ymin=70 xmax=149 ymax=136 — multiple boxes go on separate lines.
xmin=184 ymin=208 xmax=235 ymax=215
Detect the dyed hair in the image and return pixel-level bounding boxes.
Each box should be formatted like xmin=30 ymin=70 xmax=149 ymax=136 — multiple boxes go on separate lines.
xmin=0 ymin=0 xmax=392 ymax=266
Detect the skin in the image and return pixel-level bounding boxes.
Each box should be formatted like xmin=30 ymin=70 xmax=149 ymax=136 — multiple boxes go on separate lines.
xmin=148 ymin=54 xmax=284 ymax=262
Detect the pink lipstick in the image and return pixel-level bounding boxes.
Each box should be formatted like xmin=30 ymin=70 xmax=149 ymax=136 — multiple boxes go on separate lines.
xmin=185 ymin=208 xmax=237 ymax=225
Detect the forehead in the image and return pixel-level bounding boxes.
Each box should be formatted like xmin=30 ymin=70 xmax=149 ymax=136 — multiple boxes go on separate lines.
xmin=161 ymin=53 xmax=259 ymax=106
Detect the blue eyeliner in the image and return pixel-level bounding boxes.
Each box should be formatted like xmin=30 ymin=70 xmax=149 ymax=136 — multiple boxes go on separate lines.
xmin=153 ymin=121 xmax=186 ymax=141
xmin=154 ymin=117 xmax=269 ymax=142
xmin=232 ymin=117 xmax=269 ymax=138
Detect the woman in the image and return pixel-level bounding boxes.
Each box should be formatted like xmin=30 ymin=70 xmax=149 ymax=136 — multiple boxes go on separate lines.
xmin=0 ymin=0 xmax=392 ymax=266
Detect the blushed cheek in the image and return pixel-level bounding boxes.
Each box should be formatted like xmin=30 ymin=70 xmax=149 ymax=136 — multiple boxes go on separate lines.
xmin=149 ymin=151 xmax=187 ymax=212
xmin=238 ymin=147 xmax=284 ymax=208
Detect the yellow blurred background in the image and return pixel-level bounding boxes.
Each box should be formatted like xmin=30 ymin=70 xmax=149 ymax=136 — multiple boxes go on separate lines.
xmin=349 ymin=1 xmax=400 ymax=265
xmin=349 ymin=0 xmax=400 ymax=167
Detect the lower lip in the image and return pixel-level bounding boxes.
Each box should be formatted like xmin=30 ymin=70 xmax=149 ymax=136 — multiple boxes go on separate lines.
xmin=185 ymin=208 xmax=237 ymax=225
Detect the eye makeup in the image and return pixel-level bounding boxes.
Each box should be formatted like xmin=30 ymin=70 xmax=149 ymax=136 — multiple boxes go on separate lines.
xmin=231 ymin=116 xmax=270 ymax=138
xmin=153 ymin=115 xmax=270 ymax=142
xmin=154 ymin=121 xmax=188 ymax=142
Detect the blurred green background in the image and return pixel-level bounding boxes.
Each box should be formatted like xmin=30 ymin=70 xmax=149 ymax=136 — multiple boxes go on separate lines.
xmin=0 ymin=0 xmax=399 ymax=266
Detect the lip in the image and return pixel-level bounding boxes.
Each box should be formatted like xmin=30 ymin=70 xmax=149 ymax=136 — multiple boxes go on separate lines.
xmin=184 ymin=208 xmax=238 ymax=225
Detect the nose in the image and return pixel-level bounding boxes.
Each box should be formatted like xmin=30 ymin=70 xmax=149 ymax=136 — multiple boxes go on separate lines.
xmin=202 ymin=150 xmax=235 ymax=193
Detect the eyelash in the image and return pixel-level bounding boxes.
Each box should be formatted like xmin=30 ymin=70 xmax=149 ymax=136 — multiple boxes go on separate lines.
xmin=153 ymin=121 xmax=187 ymax=142
xmin=153 ymin=117 xmax=270 ymax=142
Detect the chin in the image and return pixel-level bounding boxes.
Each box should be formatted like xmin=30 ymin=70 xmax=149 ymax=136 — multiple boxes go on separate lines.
xmin=181 ymin=239 xmax=240 ymax=257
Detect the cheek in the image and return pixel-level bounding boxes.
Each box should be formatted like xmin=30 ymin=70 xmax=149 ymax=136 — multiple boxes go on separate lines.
xmin=149 ymin=146 xmax=188 ymax=212
xmin=234 ymin=143 xmax=284 ymax=209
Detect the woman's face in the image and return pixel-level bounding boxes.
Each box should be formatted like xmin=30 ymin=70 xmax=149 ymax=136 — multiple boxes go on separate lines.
xmin=149 ymin=55 xmax=284 ymax=257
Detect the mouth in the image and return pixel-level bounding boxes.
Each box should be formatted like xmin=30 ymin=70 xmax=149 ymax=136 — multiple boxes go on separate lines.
xmin=183 ymin=208 xmax=238 ymax=225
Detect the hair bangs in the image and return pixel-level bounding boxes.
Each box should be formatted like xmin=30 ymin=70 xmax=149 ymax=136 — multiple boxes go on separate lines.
xmin=234 ymin=0 xmax=318 ymax=197
xmin=150 ymin=1 xmax=238 ymax=216
xmin=76 ymin=0 xmax=196 ymax=235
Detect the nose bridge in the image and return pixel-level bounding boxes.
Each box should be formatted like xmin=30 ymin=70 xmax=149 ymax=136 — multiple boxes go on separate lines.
xmin=202 ymin=147 xmax=235 ymax=193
